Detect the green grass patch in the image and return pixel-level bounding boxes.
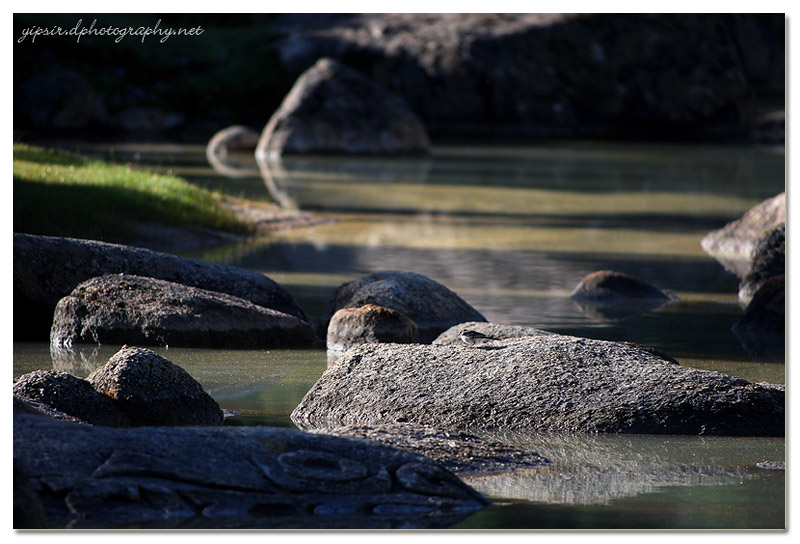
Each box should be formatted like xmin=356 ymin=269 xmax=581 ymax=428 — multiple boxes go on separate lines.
xmin=13 ymin=143 xmax=252 ymax=243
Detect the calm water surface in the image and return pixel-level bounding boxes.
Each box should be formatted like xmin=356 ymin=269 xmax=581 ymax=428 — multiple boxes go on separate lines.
xmin=14 ymin=141 xmax=786 ymax=529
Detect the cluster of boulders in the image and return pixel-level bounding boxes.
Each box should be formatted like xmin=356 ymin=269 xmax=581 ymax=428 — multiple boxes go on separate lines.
xmin=13 ymin=198 xmax=786 ymax=527
xmin=701 ymin=193 xmax=785 ymax=355
xmin=13 ymin=233 xmax=315 ymax=348
xmin=15 ymin=346 xmax=224 ymax=427
xmin=14 ymin=348 xmax=488 ymax=528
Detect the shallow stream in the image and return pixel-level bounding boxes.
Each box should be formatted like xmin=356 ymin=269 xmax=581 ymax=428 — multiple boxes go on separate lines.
xmin=13 ymin=140 xmax=786 ymax=529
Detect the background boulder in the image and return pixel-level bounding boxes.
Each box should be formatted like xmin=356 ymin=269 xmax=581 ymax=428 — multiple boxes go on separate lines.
xmin=318 ymin=270 xmax=486 ymax=343
xmin=50 ymin=274 xmax=315 ymax=349
xmin=327 ymin=304 xmax=419 ymax=352
xmin=256 ymin=57 xmax=430 ymax=158
xmin=13 ymin=233 xmax=309 ymax=340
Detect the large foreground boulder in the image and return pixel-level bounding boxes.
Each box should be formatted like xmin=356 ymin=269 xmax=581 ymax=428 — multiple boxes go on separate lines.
xmin=50 ymin=274 xmax=315 ymax=349
xmin=13 ymin=233 xmax=309 ymax=340
xmin=292 ymin=335 xmax=784 ymax=436
xmin=318 ymin=271 xmax=486 ymax=343
xmin=256 ymin=57 xmax=430 ymax=158
xmin=701 ymin=192 xmax=785 ymax=278
xmin=14 ymin=410 xmax=488 ymax=529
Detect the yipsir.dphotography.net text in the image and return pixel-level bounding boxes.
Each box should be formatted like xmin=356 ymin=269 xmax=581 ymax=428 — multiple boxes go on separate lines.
xmin=17 ymin=17 xmax=204 ymax=45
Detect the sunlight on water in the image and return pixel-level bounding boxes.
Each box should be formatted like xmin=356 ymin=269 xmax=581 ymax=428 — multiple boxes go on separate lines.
xmin=16 ymin=140 xmax=785 ymax=529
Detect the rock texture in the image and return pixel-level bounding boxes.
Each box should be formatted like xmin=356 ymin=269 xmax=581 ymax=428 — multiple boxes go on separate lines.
xmin=273 ymin=14 xmax=784 ymax=140
xmin=327 ymin=304 xmax=419 ymax=352
xmin=14 ymin=410 xmax=488 ymax=529
xmin=13 ymin=370 xmax=131 ymax=427
xmin=292 ymin=336 xmax=784 ymax=436
xmin=256 ymin=57 xmax=430 ymax=158
xmin=86 ymin=346 xmax=223 ymax=427
xmin=701 ymin=192 xmax=786 ymax=278
xmin=13 ymin=233 xmax=309 ymax=340
xmin=318 ymin=271 xmax=486 ymax=343
xmin=50 ymin=274 xmax=315 ymax=349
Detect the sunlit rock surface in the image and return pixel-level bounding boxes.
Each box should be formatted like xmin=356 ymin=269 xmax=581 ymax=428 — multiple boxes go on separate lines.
xmin=327 ymin=303 xmax=419 ymax=353
xmin=318 ymin=270 xmax=486 ymax=343
xmin=701 ymin=192 xmax=785 ymax=279
xmin=50 ymin=274 xmax=315 ymax=349
xmin=13 ymin=233 xmax=310 ymax=340
xmin=293 ymin=335 xmax=784 ymax=436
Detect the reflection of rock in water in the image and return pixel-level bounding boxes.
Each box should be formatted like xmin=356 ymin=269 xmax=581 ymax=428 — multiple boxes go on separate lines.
xmin=50 ymin=344 xmax=119 ymax=376
xmin=461 ymin=433 xmax=783 ymax=506
xmin=257 ymin=154 xmax=432 ymax=211
xmin=571 ymin=297 xmax=673 ymax=323
xmin=255 ymin=155 xmax=299 ymax=210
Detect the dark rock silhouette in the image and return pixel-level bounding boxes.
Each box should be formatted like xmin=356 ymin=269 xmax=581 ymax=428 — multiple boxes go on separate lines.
xmin=257 ymin=58 xmax=430 ymax=158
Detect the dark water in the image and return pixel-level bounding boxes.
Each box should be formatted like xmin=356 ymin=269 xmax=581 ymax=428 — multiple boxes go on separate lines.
xmin=14 ymin=140 xmax=786 ymax=529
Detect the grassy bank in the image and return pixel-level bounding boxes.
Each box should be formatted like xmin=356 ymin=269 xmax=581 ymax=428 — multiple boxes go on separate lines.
xmin=13 ymin=143 xmax=252 ymax=244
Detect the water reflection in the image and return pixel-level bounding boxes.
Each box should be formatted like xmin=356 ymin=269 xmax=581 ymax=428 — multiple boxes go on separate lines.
xmin=461 ymin=433 xmax=784 ymax=506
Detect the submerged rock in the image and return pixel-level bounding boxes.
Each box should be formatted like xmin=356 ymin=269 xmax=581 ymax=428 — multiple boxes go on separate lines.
xmin=50 ymin=274 xmax=315 ymax=349
xmin=701 ymin=192 xmax=785 ymax=278
xmin=86 ymin=346 xmax=223 ymax=427
xmin=570 ymin=270 xmax=676 ymax=321
xmin=292 ymin=335 xmax=784 ymax=436
xmin=327 ymin=304 xmax=419 ymax=352
xmin=256 ymin=57 xmax=430 ymax=158
xmin=14 ymin=409 xmax=488 ymax=529
xmin=13 ymin=370 xmax=131 ymax=428
xmin=13 ymin=233 xmax=310 ymax=340
xmin=318 ymin=270 xmax=486 ymax=343
xmin=571 ymin=270 xmax=673 ymax=301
